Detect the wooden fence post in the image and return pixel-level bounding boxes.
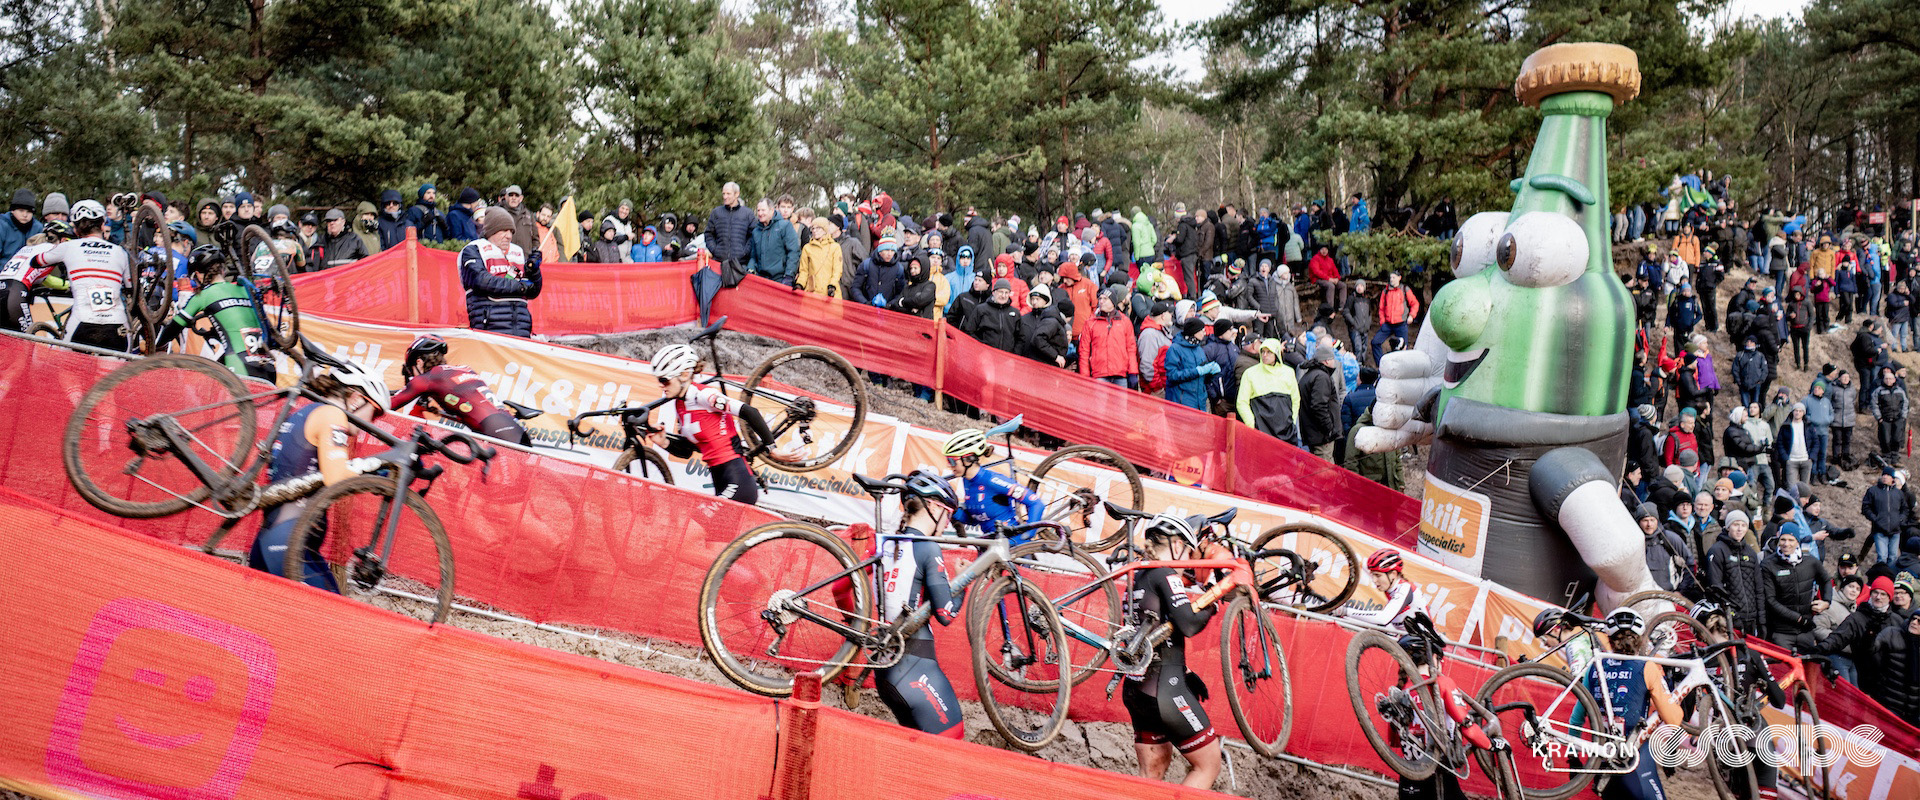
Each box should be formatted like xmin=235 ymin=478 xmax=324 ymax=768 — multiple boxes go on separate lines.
xmin=405 ymin=227 xmax=420 ymax=324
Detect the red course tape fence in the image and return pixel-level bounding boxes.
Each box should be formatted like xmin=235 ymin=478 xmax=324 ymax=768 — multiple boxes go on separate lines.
xmin=290 ymin=238 xmax=1422 ymax=544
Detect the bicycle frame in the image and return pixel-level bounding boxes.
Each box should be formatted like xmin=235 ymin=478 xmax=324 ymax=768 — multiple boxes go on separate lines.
xmin=1508 ymin=647 xmax=1743 ymax=775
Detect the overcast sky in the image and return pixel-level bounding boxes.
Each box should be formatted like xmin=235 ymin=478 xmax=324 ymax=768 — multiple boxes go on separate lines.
xmin=1150 ymin=0 xmax=1813 ymax=83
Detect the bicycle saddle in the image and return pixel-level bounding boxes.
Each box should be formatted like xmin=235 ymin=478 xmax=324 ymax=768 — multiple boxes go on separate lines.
xmin=852 ymin=472 xmax=906 ymax=497
xmin=504 ymin=400 xmax=543 ymax=420
xmin=689 ymin=316 xmax=729 ymax=342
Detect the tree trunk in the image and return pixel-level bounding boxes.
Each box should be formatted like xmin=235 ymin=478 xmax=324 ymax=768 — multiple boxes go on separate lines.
xmin=247 ymin=0 xmax=273 ymax=195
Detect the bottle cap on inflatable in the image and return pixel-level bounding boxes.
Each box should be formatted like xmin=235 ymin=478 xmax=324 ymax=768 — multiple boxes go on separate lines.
xmin=1513 ymin=43 xmax=1641 ymax=107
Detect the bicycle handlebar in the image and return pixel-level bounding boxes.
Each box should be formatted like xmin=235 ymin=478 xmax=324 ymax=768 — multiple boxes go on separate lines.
xmin=423 ymin=429 xmax=495 ymax=465
xmin=568 ymin=396 xmax=672 ymax=436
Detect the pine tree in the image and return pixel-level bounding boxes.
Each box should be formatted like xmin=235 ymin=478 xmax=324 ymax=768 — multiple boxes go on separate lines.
xmin=570 ymin=0 xmax=776 ymax=221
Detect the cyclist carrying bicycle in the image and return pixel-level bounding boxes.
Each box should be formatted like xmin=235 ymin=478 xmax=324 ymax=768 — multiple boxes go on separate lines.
xmin=1580 ymin=609 xmax=1686 ymax=800
xmin=1391 ymin=628 xmax=1501 ymax=800
xmin=942 ymin=428 xmax=1047 ymax=544
xmin=249 ymin=359 xmax=391 ymax=591
xmin=151 ymin=245 xmax=276 ymax=382
xmin=391 ymin=334 xmax=529 ymax=446
xmin=1342 ymin=548 xmax=1426 ymax=632
xmin=30 ymin=200 xmax=132 ymax=351
xmin=872 ymin=470 xmax=967 ymax=739
xmin=1 ymin=219 xmax=71 ymax=332
xmin=645 ymin=343 xmax=779 ymax=505
xmin=1125 ymin=513 xmax=1227 ymax=789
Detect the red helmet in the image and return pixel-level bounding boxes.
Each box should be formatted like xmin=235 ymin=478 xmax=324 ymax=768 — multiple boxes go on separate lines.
xmin=1366 ymin=548 xmax=1405 ymax=573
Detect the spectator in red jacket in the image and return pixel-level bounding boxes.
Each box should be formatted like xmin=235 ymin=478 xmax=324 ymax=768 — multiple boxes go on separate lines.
xmin=993 ymin=253 xmax=1030 ymax=313
xmin=1663 ymin=407 xmax=1702 ymax=478
xmin=1372 ymin=271 xmax=1421 ymax=363
xmin=1309 ymin=246 xmax=1344 ymax=312
xmin=1080 ymin=286 xmax=1139 ymax=387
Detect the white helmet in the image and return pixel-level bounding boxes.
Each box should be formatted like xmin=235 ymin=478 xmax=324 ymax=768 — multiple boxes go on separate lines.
xmin=69 ymin=199 xmax=106 ymax=222
xmin=650 ymin=344 xmax=698 ymax=378
xmin=1143 ymin=513 xmax=1199 ymax=550
xmin=322 ymin=359 xmax=390 ymax=413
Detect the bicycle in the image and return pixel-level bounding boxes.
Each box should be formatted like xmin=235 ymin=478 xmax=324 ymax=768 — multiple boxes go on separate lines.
xmin=1477 ymin=609 xmax=1760 ymax=800
xmin=696 ymin=472 xmax=1073 ymax=751
xmin=26 ymin=286 xmax=70 ymax=339
xmin=113 ymin=192 xmax=173 ymax=349
xmin=61 ymin=340 xmax=494 ymax=624
xmin=963 ymin=412 xmax=1144 ymax=551
xmin=996 ymin=499 xmax=1336 ymax=757
xmin=569 ymin=315 xmax=866 ymax=475
xmin=1346 ymin=611 xmax=1524 ymax=797
xmin=207 ymin=218 xmax=299 ymax=358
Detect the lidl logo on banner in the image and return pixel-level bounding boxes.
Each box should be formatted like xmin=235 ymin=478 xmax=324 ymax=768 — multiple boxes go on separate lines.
xmin=1419 ymin=473 xmax=1489 ymax=559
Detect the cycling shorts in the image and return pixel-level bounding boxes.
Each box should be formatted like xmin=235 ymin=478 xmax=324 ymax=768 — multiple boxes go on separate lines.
xmin=1598 ymin=743 xmax=1667 ymax=800
xmin=1122 ymin=673 xmax=1217 ymax=754
xmin=70 ymin=321 xmax=130 ymax=352
xmin=873 ymin=639 xmax=963 ymax=738
xmin=248 ymin=502 xmax=339 ymax=593
xmin=710 ymin=456 xmax=760 ymax=505
xmin=476 ymin=410 xmax=531 ymax=446
xmin=3 ymin=279 xmax=27 ymax=333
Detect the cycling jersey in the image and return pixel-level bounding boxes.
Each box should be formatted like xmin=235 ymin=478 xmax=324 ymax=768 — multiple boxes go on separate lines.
xmin=1124 ymin=566 xmax=1220 ymax=753
xmin=392 ymin=365 xmax=509 ymax=430
xmin=1346 ymin=580 xmax=1426 ymax=632
xmin=0 ymin=242 xmax=58 ymax=286
xmin=35 ymin=237 xmax=129 ymax=327
xmin=958 ymin=468 xmax=1046 ymax=542
xmin=669 ymin=385 xmax=746 ymax=466
xmin=2 ymin=242 xmax=58 ymax=333
xmin=249 ymin=403 xmax=352 ymax=592
xmin=872 ymin=529 xmax=963 ymax=738
xmin=158 ymin=282 xmax=273 ymax=380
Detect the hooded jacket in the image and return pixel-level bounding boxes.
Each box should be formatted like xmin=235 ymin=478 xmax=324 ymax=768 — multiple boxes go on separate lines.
xmin=1872 ymin=623 xmax=1920 ymax=723
xmin=1 ymin=192 xmax=42 ymax=262
xmin=961 ymin=294 xmax=1020 ymax=353
xmin=354 ymin=201 xmax=383 ymax=255
xmin=376 ymin=189 xmax=409 ymax=251
xmin=1298 ymin=359 xmax=1342 ymax=448
xmin=747 ymin=214 xmax=801 ymax=285
xmin=1078 ymin=307 xmax=1136 ymax=380
xmin=192 ymin=198 xmax=223 ymax=247
xmin=796 ymin=229 xmax=843 ymax=296
xmin=583 ymin=219 xmax=628 ymax=263
xmin=406 ymin=186 xmax=447 ymax=242
xmin=1236 ymin=340 xmax=1300 ymax=439
xmin=631 ymin=226 xmax=665 ymax=263
xmin=1162 ymin=333 xmax=1212 ymax=411
xmin=1136 ymin=316 xmax=1171 ymax=389
xmin=1830 ymin=380 xmax=1859 ymax=427
xmin=852 ymin=251 xmax=904 ymax=306
xmin=1649 ymin=515 xmax=1697 ymax=592
xmin=1018 ymin=303 xmax=1069 ymax=365
xmin=964 ymin=216 xmax=994 ymax=269
xmin=446 ymin=204 xmax=480 ymax=241
xmin=1761 ymin=544 xmax=1830 ymax=637
xmin=1130 ymin=210 xmax=1157 ymax=260
xmin=944 ymin=247 xmax=978 ymax=311
xmin=893 ymin=258 xmax=940 ymax=319
xmin=1704 ymin=530 xmax=1769 ymax=636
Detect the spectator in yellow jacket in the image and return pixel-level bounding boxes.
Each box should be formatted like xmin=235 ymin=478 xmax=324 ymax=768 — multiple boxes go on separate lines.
xmin=797 ymin=217 xmax=844 ymax=297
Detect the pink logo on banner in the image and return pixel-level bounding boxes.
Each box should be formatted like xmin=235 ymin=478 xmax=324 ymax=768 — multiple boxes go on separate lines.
xmin=45 ymin=597 xmax=277 ymax=800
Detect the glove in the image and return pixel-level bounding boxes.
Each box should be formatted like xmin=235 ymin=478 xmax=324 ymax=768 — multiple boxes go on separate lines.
xmin=872 ymin=294 xmax=887 ymax=307
xmin=1197 ymin=362 xmax=1221 ymax=376
xmin=526 ymin=246 xmax=544 ymax=272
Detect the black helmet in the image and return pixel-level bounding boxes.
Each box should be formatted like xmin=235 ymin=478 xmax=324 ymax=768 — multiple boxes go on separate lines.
xmin=269 ymin=218 xmax=298 ymax=238
xmin=407 ymin=333 xmax=449 ymax=361
xmin=903 ymin=469 xmax=959 ymax=510
xmin=1397 ymin=633 xmax=1434 ymax=667
xmin=1531 ymin=608 xmax=1564 ymax=638
xmin=187 ymin=244 xmax=227 ymax=276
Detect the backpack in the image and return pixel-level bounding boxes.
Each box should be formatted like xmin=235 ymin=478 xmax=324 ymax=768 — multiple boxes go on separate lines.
xmin=1145 ymin=343 xmax=1171 ymax=392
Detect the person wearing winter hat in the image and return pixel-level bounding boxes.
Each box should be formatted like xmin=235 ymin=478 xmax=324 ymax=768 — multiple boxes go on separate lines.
xmin=1808 ymin=575 xmax=1898 ymax=691
xmin=1018 ymin=285 xmax=1069 ymax=368
xmin=853 ymin=234 xmax=904 ymax=308
xmin=315 ymin=207 xmax=368 ymax=270
xmin=445 ymin=188 xmax=482 ymax=241
xmin=233 ymin=191 xmax=258 ymax=223
xmin=960 ymin=277 xmax=1021 ymax=354
xmin=1160 ymin=313 xmax=1217 ymax=412
xmin=1642 ymin=501 xmax=1693 ymax=594
xmin=2 ymin=189 xmax=42 ymax=262
xmin=458 ymin=205 xmax=543 ymax=337
xmin=40 ymin=192 xmax=69 ymax=223
xmin=1298 ymin=343 xmax=1343 ymax=457
xmin=1761 ymin=525 xmax=1830 ymax=648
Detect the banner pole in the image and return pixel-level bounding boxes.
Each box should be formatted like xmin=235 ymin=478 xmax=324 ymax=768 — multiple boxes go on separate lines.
xmin=932 ymin=318 xmax=947 ymax=407
xmin=406 ymin=227 xmax=420 ymax=323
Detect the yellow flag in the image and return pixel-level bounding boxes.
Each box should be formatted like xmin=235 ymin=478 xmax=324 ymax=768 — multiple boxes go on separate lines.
xmin=553 ymin=196 xmax=580 ymax=261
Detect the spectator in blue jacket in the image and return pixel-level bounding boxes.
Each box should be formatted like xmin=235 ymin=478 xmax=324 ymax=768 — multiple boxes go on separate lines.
xmin=705 ymin=181 xmax=755 ymax=271
xmin=445 ymin=188 xmax=482 ymax=241
xmin=852 ymin=236 xmax=904 ymax=306
xmin=405 ymin=184 xmax=448 ymax=242
xmin=631 ymin=225 xmax=664 ymax=263
xmin=375 ymin=189 xmax=409 ymax=250
xmin=2 ymin=189 xmax=42 ymax=262
xmin=1163 ymin=316 xmax=1217 ymax=411
xmin=746 ymin=198 xmax=801 ymax=285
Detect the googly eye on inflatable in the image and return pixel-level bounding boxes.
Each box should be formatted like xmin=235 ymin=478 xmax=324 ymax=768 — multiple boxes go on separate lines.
xmin=1449 ymin=212 xmax=1509 ymax=278
xmin=1495 ymin=212 xmax=1588 ymax=288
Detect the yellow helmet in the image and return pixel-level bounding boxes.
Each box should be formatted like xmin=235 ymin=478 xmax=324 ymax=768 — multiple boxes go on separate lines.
xmin=942 ymin=429 xmax=990 ymax=459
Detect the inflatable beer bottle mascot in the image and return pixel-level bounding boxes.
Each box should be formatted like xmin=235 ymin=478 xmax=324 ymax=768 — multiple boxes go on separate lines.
xmin=1357 ymin=43 xmax=1657 ymax=609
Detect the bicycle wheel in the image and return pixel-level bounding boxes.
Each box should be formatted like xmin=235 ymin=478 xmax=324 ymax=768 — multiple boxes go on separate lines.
xmin=1346 ymin=631 xmax=1438 ymax=780
xmin=1005 ymin=540 xmax=1118 ymax=686
xmin=1616 ymin=590 xmax=1691 ymax=617
xmin=285 ymin=475 xmax=454 ymax=624
xmin=698 ymin=521 xmax=869 ymax=697
xmin=1645 ymin=611 xmax=1737 ymax=736
xmin=64 ymin=354 xmax=258 ymax=518
xmin=1250 ymin=523 xmax=1360 ymax=613
xmin=127 ymin=204 xmax=173 ymax=347
xmin=1700 ymin=699 xmax=1759 ymax=800
xmin=237 ymin=224 xmax=299 ymax=356
xmin=1220 ymin=593 xmax=1293 ymax=756
xmin=1026 ymin=444 xmax=1143 ymax=551
xmin=610 ymin=446 xmax=675 ymax=484
xmin=1789 ymin=685 xmax=1832 ymax=800
xmin=740 ymin=345 xmax=866 ymax=472
xmin=1476 ymin=663 xmax=1600 ymax=800
xmin=968 ymin=574 xmax=1072 ymax=752
xmin=29 ymin=320 xmax=62 ymax=339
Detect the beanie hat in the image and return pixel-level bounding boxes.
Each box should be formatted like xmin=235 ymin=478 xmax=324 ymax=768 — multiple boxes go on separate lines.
xmin=1199 ymin=294 xmax=1222 ymax=319
xmin=41 ymin=192 xmax=68 ymax=216
xmin=457 ymin=187 xmax=481 ymax=204
xmin=1868 ymin=576 xmax=1896 ymax=605
xmin=142 ymin=191 xmax=168 ymax=208
xmin=1228 ymin=258 xmax=1244 ymax=276
xmin=1106 ymin=285 xmax=1129 ymax=308
xmin=8 ymin=188 xmax=34 ymax=210
xmin=876 ymin=236 xmax=899 ymax=254
xmin=233 ymin=191 xmax=254 ymax=206
xmin=1055 ymin=216 xmax=1069 ymax=228
xmin=268 ymin=203 xmax=290 ymax=220
xmin=1905 ymin=536 xmax=1920 ymax=556
xmin=1181 ymin=316 xmax=1209 ymax=338
xmin=1634 ymin=503 xmax=1658 ymax=522
xmin=1728 ymin=470 xmax=1748 ymax=490
xmin=481 ymin=206 xmax=516 ymax=238
xmin=1678 ymin=450 xmax=1699 ymax=468
xmin=1029 ymin=285 xmax=1051 ymax=302
xmin=1636 ymin=403 xmax=1656 ymax=420
xmin=992 ymin=278 xmax=1011 ymax=293
xmin=1723 ymin=509 xmax=1748 ymax=528
xmin=1149 ymin=300 xmax=1173 ymax=317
